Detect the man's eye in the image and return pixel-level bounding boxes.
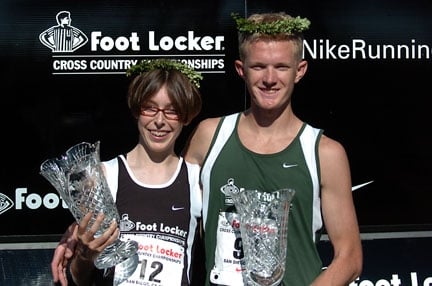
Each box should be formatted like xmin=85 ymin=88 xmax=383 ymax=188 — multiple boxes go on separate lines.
xmin=276 ymin=65 xmax=290 ymax=70
xmin=251 ymin=66 xmax=264 ymax=70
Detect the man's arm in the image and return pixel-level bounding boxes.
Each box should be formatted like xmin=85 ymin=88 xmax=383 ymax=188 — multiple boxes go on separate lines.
xmin=183 ymin=117 xmax=221 ymax=165
xmin=51 ymin=222 xmax=78 ymax=285
xmin=312 ymin=135 xmax=363 ymax=286
xmin=68 ymin=212 xmax=119 ymax=285
xmin=50 ymin=213 xmax=119 ymax=285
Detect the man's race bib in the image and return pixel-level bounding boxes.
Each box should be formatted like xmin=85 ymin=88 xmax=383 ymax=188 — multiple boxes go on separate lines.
xmin=116 ymin=234 xmax=184 ymax=286
xmin=209 ymin=211 xmax=245 ymax=285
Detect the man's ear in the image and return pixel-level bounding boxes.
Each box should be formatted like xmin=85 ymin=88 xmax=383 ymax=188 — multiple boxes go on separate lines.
xmin=294 ymin=60 xmax=308 ymax=83
xmin=234 ymin=60 xmax=245 ymax=79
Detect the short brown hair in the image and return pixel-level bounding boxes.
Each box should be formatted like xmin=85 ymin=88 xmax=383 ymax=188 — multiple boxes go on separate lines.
xmin=127 ymin=69 xmax=202 ymax=125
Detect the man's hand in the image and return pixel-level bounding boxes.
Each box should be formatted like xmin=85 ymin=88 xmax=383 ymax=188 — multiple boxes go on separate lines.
xmin=51 ymin=222 xmax=78 ymax=285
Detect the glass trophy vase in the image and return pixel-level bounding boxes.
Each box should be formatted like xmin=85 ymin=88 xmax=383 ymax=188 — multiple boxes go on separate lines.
xmin=230 ymin=188 xmax=295 ymax=286
xmin=40 ymin=141 xmax=138 ymax=280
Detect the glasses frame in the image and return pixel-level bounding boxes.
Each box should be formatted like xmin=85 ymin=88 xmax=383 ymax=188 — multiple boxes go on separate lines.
xmin=140 ymin=106 xmax=180 ymax=121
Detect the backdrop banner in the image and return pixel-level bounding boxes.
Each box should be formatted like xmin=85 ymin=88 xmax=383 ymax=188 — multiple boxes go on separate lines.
xmin=1 ymin=0 xmax=431 ymax=284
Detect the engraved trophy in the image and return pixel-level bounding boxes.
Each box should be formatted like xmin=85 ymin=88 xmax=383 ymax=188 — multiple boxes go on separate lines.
xmin=230 ymin=188 xmax=295 ymax=286
xmin=40 ymin=141 xmax=138 ymax=284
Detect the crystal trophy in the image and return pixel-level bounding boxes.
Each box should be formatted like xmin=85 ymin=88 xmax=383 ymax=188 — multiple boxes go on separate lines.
xmin=40 ymin=141 xmax=138 ymax=284
xmin=230 ymin=188 xmax=295 ymax=286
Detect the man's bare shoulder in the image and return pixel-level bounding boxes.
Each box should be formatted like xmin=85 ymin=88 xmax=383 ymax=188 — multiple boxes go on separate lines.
xmin=184 ymin=116 xmax=222 ymax=165
xmin=195 ymin=116 xmax=221 ymax=134
xmin=318 ymin=134 xmax=351 ymax=186
xmin=318 ymin=134 xmax=347 ymax=159
xmin=192 ymin=116 xmax=222 ymax=147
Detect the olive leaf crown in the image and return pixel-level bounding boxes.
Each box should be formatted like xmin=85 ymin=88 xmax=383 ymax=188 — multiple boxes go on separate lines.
xmin=231 ymin=12 xmax=311 ymax=35
xmin=126 ymin=59 xmax=203 ymax=88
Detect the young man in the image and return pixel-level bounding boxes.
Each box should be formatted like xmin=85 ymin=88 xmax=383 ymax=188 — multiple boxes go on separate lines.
xmin=183 ymin=12 xmax=362 ymax=285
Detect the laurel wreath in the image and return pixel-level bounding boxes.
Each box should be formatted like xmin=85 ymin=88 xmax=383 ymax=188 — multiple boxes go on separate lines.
xmin=126 ymin=59 xmax=203 ymax=88
xmin=231 ymin=12 xmax=310 ymax=35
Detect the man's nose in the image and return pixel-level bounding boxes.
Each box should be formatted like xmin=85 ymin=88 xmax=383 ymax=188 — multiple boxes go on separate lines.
xmin=263 ymin=68 xmax=277 ymax=84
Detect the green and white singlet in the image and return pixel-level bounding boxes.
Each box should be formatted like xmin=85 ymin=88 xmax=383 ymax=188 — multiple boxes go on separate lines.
xmin=201 ymin=113 xmax=324 ymax=286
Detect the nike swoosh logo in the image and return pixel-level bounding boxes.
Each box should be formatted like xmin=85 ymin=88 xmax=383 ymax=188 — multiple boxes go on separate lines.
xmin=171 ymin=206 xmax=185 ymax=211
xmin=352 ymin=180 xmax=374 ymax=191
xmin=282 ymin=163 xmax=298 ymax=168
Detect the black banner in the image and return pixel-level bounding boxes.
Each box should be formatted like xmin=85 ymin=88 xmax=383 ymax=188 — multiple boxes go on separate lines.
xmin=1 ymin=0 xmax=431 ymax=237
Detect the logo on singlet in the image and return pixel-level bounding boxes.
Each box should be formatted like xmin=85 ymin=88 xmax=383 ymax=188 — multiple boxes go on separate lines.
xmin=282 ymin=163 xmax=298 ymax=168
xmin=171 ymin=205 xmax=185 ymax=211
xmin=220 ymin=178 xmax=241 ymax=206
xmin=119 ymin=213 xmax=135 ymax=231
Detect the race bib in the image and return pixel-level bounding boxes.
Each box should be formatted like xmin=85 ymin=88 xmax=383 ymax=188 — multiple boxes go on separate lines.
xmin=209 ymin=211 xmax=245 ymax=285
xmin=116 ymin=234 xmax=184 ymax=286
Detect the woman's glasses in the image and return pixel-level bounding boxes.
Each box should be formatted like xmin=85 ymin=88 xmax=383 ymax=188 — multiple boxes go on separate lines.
xmin=140 ymin=106 xmax=179 ymax=121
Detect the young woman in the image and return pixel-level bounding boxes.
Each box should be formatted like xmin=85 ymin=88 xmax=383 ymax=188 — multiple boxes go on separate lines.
xmin=51 ymin=59 xmax=203 ymax=286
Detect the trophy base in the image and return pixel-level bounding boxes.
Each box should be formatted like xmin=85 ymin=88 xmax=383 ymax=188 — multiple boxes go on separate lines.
xmin=248 ymin=265 xmax=284 ymax=286
xmin=94 ymin=239 xmax=139 ymax=270
xmin=113 ymin=253 xmax=139 ymax=286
